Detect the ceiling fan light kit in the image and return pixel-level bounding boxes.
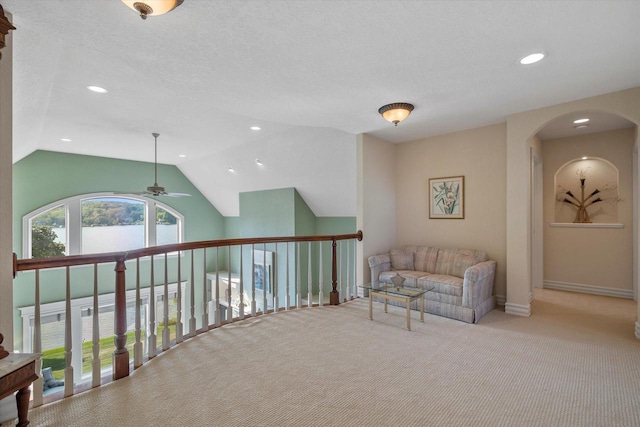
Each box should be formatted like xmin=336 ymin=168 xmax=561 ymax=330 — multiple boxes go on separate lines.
xmin=121 ymin=0 xmax=184 ymax=20
xmin=378 ymin=102 xmax=414 ymax=126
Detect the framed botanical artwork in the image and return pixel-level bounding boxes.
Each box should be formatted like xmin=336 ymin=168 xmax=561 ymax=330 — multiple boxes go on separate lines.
xmin=429 ymin=176 xmax=465 ymax=219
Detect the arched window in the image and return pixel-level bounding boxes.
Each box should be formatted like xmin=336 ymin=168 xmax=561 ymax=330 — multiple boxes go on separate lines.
xmin=24 ymin=193 xmax=184 ymax=258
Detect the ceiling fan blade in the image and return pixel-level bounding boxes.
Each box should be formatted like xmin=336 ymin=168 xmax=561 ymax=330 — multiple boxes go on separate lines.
xmin=165 ymin=192 xmax=192 ymax=197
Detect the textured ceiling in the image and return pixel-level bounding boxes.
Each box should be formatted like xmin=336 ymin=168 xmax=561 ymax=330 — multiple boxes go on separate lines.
xmin=4 ymin=0 xmax=640 ymax=216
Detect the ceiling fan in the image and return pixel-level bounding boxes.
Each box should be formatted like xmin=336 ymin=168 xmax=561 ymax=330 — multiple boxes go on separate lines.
xmin=118 ymin=132 xmax=191 ymax=198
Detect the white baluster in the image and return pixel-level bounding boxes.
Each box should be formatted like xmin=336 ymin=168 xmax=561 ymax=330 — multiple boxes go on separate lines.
xmin=319 ymin=241 xmax=323 ymax=307
xmin=239 ymin=245 xmax=244 ymax=319
xmin=263 ymin=244 xmax=267 ymax=314
xmin=92 ymin=264 xmax=100 ymax=387
xmin=307 ymin=242 xmax=313 ymax=306
xmin=354 ymin=239 xmax=358 ymax=298
xmin=189 ymin=250 xmax=196 ymax=336
xmin=339 ymin=241 xmax=344 ymax=302
xmin=134 ymin=258 xmax=143 ymax=368
xmin=176 ymin=251 xmax=183 ymax=344
xmin=148 ymin=256 xmax=157 ymax=358
xmin=64 ymin=266 xmax=73 ymax=397
xmin=201 ymin=248 xmax=208 ymax=331
xmin=274 ymin=243 xmax=279 ymax=312
xmin=251 ymin=245 xmax=256 ymax=316
xmin=32 ymin=270 xmax=43 ymax=407
xmin=227 ymin=247 xmax=233 ymax=321
xmin=285 ymin=243 xmax=291 ymax=310
xmin=215 ymin=247 xmax=221 ymax=326
xmin=296 ymin=243 xmax=301 ymax=308
xmin=162 ymin=253 xmax=170 ymax=351
xmin=346 ymin=240 xmax=351 ymax=300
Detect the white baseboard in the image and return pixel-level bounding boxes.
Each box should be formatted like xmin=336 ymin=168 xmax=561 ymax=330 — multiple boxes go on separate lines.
xmin=543 ymin=281 xmax=633 ymax=299
xmin=495 ymin=295 xmax=506 ymax=306
xmin=505 ymin=302 xmax=531 ymax=317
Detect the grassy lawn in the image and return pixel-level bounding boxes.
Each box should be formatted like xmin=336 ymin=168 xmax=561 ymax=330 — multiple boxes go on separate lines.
xmin=42 ymin=321 xmax=177 ymax=380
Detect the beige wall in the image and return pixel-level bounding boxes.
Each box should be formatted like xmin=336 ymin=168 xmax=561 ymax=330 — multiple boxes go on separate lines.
xmin=394 ymin=124 xmax=507 ymax=300
xmin=506 ymin=87 xmax=640 ymax=321
xmin=0 ymin=12 xmax=13 ymax=349
xmin=357 ymin=133 xmax=396 ymax=285
xmin=542 ymin=128 xmax=634 ymax=291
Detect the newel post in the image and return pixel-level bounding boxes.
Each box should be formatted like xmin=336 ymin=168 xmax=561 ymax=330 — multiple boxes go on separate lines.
xmin=113 ymin=256 xmax=129 ymax=380
xmin=330 ymin=238 xmax=339 ymax=305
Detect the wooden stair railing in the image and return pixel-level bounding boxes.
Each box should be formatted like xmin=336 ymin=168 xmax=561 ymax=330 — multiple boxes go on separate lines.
xmin=13 ymin=231 xmax=362 ymax=387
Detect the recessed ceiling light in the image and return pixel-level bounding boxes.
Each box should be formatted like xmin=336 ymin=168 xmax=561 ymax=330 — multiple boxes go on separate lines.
xmin=60 ymin=138 xmax=72 ymax=142
xmin=255 ymin=159 xmax=263 ymax=166
xmin=573 ymin=118 xmax=590 ymax=124
xmin=519 ymin=52 xmax=545 ymax=65
xmin=178 ymin=154 xmax=186 ymax=158
xmin=228 ymin=166 xmax=235 ymax=172
xmin=582 ymin=156 xmax=588 ymax=160
xmin=87 ymin=85 xmax=108 ymax=93
xmin=250 ymin=126 xmax=261 ymax=131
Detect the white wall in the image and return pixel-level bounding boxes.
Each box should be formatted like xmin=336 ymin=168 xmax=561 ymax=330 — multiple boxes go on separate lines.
xmin=357 ymin=133 xmax=396 ymax=285
xmin=543 ymin=129 xmax=634 ymax=293
xmin=394 ymin=123 xmax=507 ymax=300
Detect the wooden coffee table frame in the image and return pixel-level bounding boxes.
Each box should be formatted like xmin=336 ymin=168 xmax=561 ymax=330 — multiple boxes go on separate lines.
xmin=366 ymin=285 xmax=427 ymax=331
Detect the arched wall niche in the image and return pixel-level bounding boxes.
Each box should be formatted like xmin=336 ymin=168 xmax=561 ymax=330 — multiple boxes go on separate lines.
xmin=554 ymin=157 xmax=620 ymax=223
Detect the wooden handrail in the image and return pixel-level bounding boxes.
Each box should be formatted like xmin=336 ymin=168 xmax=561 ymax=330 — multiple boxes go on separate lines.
xmin=14 ymin=231 xmax=363 ymax=272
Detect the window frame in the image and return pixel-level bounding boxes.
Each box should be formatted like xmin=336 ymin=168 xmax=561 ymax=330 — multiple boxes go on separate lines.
xmin=23 ymin=192 xmax=185 ymax=258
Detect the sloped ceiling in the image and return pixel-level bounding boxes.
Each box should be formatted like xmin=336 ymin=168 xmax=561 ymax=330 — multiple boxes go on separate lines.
xmin=4 ymin=0 xmax=640 ymax=216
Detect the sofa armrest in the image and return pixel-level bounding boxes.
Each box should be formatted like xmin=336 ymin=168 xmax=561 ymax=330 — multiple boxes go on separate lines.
xmin=462 ymin=260 xmax=496 ymax=309
xmin=368 ymin=254 xmax=391 ymax=287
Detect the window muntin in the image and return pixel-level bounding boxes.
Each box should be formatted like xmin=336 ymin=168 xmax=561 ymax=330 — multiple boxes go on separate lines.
xmin=24 ymin=193 xmax=184 ymax=258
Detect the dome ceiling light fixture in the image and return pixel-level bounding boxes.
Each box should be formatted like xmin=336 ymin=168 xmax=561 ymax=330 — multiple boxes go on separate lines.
xmin=121 ymin=0 xmax=184 ymax=20
xmin=378 ymin=102 xmax=414 ymax=126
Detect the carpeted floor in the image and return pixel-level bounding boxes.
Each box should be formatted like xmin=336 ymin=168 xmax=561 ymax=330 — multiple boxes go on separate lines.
xmin=3 ymin=288 xmax=640 ymax=427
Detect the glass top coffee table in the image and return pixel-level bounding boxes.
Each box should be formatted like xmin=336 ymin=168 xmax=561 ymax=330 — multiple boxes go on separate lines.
xmin=360 ymin=283 xmax=433 ymax=331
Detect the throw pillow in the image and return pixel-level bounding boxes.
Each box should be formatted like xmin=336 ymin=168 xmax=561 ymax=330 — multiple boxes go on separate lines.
xmin=390 ymin=249 xmax=414 ymax=270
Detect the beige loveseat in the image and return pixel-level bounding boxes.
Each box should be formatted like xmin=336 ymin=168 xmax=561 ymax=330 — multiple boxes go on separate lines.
xmin=368 ymin=246 xmax=496 ymax=323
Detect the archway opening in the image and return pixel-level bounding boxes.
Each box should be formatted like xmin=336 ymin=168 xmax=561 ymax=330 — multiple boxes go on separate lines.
xmin=531 ymin=111 xmax=637 ymax=304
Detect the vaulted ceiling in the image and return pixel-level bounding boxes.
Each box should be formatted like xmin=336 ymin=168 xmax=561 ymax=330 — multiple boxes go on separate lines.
xmin=4 ymin=1 xmax=640 ymax=216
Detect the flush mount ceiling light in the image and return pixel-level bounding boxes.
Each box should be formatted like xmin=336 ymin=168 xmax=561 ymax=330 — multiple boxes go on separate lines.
xmin=227 ymin=166 xmax=235 ymax=173
xmin=378 ymin=102 xmax=414 ymax=126
xmin=255 ymin=159 xmax=263 ymax=166
xmin=250 ymin=126 xmax=261 ymax=131
xmin=573 ymin=118 xmax=590 ymax=124
xmin=121 ymin=0 xmax=184 ymax=20
xmin=60 ymin=138 xmax=72 ymax=142
xmin=519 ymin=52 xmax=546 ymax=65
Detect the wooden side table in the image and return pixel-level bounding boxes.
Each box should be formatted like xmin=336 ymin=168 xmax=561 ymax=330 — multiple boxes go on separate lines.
xmin=0 ymin=353 xmax=39 ymax=427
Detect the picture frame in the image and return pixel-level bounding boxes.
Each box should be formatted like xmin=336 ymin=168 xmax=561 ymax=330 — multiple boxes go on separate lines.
xmin=429 ymin=176 xmax=465 ymax=219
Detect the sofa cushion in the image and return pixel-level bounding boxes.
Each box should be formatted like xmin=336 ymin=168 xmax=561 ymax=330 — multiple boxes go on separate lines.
xmin=379 ymin=270 xmax=427 ymax=288
xmin=413 ymin=247 xmax=439 ymax=273
xmin=435 ymin=248 xmax=487 ymax=278
xmin=418 ymin=274 xmax=463 ymax=297
xmin=390 ymin=248 xmax=414 ymax=270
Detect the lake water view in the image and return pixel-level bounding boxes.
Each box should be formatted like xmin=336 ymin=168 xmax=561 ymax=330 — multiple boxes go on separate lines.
xmin=52 ymin=225 xmax=178 ymax=254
